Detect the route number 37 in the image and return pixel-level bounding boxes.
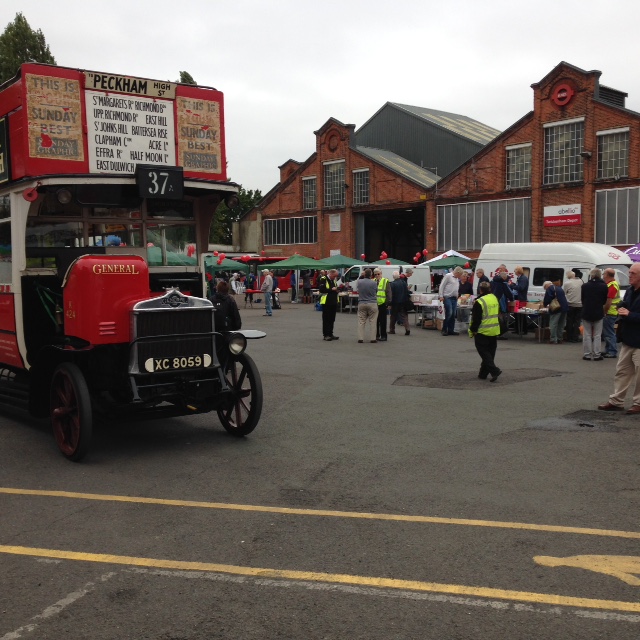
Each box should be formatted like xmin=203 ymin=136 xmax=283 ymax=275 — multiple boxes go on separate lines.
xmin=136 ymin=165 xmax=183 ymax=200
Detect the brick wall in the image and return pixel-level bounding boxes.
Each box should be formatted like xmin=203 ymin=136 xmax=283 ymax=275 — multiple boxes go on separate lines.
xmin=427 ymin=62 xmax=640 ymax=254
xmin=253 ymin=119 xmax=426 ymax=258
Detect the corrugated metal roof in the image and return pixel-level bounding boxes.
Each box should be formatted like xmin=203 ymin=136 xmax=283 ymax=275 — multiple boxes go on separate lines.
xmin=391 ymin=103 xmax=500 ymax=145
xmin=356 ymin=146 xmax=439 ymax=188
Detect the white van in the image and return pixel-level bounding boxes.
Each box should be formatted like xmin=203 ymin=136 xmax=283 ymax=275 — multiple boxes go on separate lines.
xmin=475 ymin=242 xmax=632 ymax=301
xmin=339 ymin=264 xmax=431 ymax=293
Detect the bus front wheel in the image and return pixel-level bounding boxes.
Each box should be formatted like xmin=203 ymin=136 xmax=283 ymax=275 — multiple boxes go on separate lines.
xmin=50 ymin=363 xmax=92 ymax=462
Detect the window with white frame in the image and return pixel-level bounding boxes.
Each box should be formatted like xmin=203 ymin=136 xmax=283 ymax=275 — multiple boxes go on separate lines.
xmin=352 ymin=168 xmax=369 ymax=205
xmin=324 ymin=161 xmax=345 ymax=208
xmin=597 ymin=128 xmax=629 ymax=179
xmin=263 ymin=216 xmax=318 ymax=245
xmin=302 ymin=176 xmax=317 ymax=210
xmin=543 ymin=118 xmax=584 ymax=184
xmin=437 ymin=197 xmax=531 ymax=251
xmin=595 ymin=186 xmax=640 ymax=245
xmin=505 ymin=144 xmax=532 ymax=189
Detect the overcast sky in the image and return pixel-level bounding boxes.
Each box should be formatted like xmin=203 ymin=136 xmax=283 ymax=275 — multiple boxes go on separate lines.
xmin=3 ymin=0 xmax=640 ymax=194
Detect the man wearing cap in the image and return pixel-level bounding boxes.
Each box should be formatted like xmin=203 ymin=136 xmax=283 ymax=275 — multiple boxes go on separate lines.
xmin=260 ymin=268 xmax=273 ymax=316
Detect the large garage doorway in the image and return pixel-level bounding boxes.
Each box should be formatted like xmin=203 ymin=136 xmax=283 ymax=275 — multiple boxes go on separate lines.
xmin=355 ymin=207 xmax=425 ymax=263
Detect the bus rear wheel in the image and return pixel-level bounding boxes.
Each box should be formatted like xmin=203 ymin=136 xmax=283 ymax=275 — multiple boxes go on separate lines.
xmin=50 ymin=363 xmax=92 ymax=462
xmin=217 ymin=353 xmax=263 ymax=436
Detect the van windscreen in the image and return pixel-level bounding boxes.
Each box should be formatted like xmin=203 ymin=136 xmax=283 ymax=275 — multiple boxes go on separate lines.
xmin=599 ymin=264 xmax=630 ymax=288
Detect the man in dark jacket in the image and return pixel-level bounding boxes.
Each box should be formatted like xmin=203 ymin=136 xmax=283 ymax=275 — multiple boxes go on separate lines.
xmin=581 ymin=268 xmax=608 ymax=361
xmin=210 ymin=281 xmax=242 ymax=331
xmin=389 ymin=271 xmax=411 ymax=336
xmin=511 ymin=265 xmax=529 ymax=335
xmin=319 ymin=269 xmax=340 ymax=341
xmin=598 ymin=262 xmax=640 ymax=413
xmin=474 ymin=268 xmax=490 ymax=296
xmin=490 ymin=265 xmax=513 ymax=340
xmin=543 ymin=281 xmax=569 ymax=344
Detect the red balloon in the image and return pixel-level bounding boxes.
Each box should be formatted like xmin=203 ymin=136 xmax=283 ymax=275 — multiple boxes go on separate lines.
xmin=464 ymin=262 xmax=471 ymax=268
xmin=422 ymin=249 xmax=429 ymax=256
xmin=385 ymin=259 xmax=391 ymax=265
xmin=213 ymin=250 xmax=219 ymax=256
xmin=217 ymin=258 xmax=223 ymax=265
xmin=413 ymin=256 xmax=419 ymax=263
xmin=381 ymin=251 xmax=388 ymax=259
xmin=220 ymin=253 xmax=226 ymax=260
xmin=360 ymin=254 xmax=366 ymax=260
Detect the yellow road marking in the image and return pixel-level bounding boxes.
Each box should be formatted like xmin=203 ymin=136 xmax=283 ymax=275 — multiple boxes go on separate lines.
xmin=1 ymin=487 xmax=639 ymax=540
xmin=536 ymin=555 xmax=640 ymax=586
xmin=1 ymin=544 xmax=639 ymax=614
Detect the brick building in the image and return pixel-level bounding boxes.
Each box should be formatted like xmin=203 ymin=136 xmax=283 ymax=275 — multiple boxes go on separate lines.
xmin=428 ymin=61 xmax=640 ymax=257
xmin=237 ymin=106 xmax=498 ymax=261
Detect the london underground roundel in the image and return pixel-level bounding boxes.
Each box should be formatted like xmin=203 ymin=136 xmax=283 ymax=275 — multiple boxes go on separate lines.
xmin=552 ymin=83 xmax=575 ymax=106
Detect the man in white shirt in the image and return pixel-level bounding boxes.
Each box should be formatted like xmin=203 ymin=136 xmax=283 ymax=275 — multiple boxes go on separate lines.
xmin=438 ymin=266 xmax=463 ymax=336
xmin=564 ymin=270 xmax=583 ymax=342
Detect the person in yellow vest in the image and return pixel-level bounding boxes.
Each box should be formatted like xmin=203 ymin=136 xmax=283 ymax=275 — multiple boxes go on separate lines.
xmin=468 ymin=281 xmax=502 ymax=382
xmin=603 ymin=268 xmax=621 ymax=358
xmin=319 ymin=269 xmax=340 ymax=341
xmin=373 ymin=268 xmax=392 ymax=341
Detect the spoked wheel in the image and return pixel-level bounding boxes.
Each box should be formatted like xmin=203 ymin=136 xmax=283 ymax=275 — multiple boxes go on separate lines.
xmin=50 ymin=362 xmax=92 ymax=462
xmin=217 ymin=353 xmax=263 ymax=436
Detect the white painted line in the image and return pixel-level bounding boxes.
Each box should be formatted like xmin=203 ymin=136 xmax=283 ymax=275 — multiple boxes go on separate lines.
xmin=0 ymin=572 xmax=117 ymax=640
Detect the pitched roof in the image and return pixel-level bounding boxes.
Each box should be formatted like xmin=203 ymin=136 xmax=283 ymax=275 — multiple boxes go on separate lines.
xmin=356 ymin=146 xmax=439 ymax=188
xmin=389 ymin=103 xmax=500 ymax=145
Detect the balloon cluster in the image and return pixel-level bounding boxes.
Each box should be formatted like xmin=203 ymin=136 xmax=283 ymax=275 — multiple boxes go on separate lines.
xmin=216 ymin=252 xmax=226 ymax=265
xmin=414 ymin=248 xmax=429 ymax=263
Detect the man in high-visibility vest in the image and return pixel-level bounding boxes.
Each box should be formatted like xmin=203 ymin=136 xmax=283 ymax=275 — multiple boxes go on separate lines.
xmin=319 ymin=269 xmax=340 ymax=341
xmin=468 ymin=281 xmax=502 ymax=382
xmin=373 ymin=268 xmax=392 ymax=341
xmin=603 ymin=268 xmax=621 ymax=358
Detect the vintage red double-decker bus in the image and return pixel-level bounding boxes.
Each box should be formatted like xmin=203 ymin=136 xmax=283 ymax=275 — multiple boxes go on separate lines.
xmin=0 ymin=63 xmax=264 ymax=461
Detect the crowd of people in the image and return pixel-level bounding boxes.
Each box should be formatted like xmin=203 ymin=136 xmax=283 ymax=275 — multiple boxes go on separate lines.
xmin=209 ymin=260 xmax=640 ymax=411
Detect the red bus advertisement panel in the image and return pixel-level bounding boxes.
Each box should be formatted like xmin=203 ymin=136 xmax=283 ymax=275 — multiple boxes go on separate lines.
xmin=1 ymin=63 xmax=227 ymax=183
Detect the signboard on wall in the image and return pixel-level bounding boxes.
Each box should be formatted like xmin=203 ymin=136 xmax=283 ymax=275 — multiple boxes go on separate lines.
xmin=25 ymin=73 xmax=84 ymax=162
xmin=85 ymin=90 xmax=175 ymax=174
xmin=176 ymin=96 xmax=222 ymax=174
xmin=543 ymin=203 xmax=581 ymax=227
xmin=4 ymin=63 xmax=227 ymax=182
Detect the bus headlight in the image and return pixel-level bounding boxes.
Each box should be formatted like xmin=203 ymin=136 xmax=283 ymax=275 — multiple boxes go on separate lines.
xmin=228 ymin=334 xmax=247 ymax=355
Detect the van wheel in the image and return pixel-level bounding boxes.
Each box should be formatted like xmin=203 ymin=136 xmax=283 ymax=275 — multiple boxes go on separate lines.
xmin=50 ymin=363 xmax=92 ymax=462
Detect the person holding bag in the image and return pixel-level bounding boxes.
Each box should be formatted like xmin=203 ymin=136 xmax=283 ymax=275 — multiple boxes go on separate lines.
xmin=543 ymin=281 xmax=569 ymax=344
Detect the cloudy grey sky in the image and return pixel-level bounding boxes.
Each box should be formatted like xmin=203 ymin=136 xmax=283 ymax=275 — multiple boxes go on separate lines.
xmin=3 ymin=0 xmax=639 ymax=194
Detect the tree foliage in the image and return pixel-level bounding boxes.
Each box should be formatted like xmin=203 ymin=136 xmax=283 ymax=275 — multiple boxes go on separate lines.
xmin=210 ymin=187 xmax=263 ymax=244
xmin=178 ymin=71 xmax=196 ymax=85
xmin=0 ymin=13 xmax=55 ymax=84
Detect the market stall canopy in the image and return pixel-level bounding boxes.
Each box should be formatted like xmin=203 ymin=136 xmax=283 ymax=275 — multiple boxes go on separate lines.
xmin=372 ymin=257 xmax=410 ymax=265
xmin=321 ymin=254 xmax=362 ymax=268
xmin=425 ymin=255 xmax=474 ymax=270
xmin=204 ymin=256 xmax=250 ymax=273
xmin=625 ymin=243 xmax=640 ymax=262
xmin=268 ymin=255 xmax=331 ymax=270
xmin=422 ymin=249 xmax=471 ymax=264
